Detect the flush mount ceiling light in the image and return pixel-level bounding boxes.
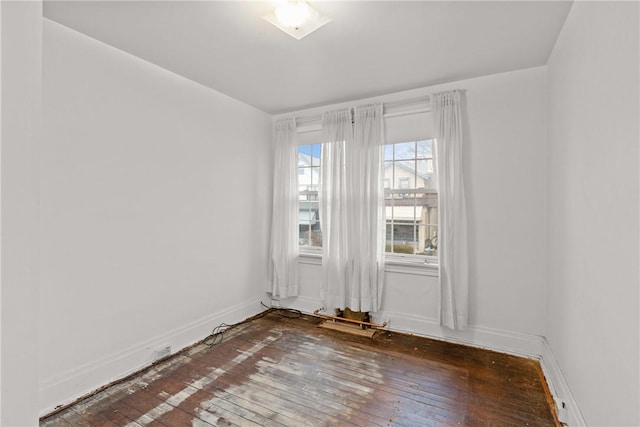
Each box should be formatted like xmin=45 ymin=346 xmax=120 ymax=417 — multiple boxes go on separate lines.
xmin=263 ymin=0 xmax=331 ymax=40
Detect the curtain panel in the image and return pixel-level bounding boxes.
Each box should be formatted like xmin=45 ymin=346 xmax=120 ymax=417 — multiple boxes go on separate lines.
xmin=348 ymin=104 xmax=385 ymax=312
xmin=319 ymin=109 xmax=352 ymax=310
xmin=320 ymin=104 xmax=385 ymax=313
xmin=268 ymin=117 xmax=299 ymax=298
xmin=432 ymin=90 xmax=469 ymax=330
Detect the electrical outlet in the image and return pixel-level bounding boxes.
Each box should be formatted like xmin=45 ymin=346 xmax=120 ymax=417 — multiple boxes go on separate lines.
xmin=152 ymin=345 xmax=171 ymax=361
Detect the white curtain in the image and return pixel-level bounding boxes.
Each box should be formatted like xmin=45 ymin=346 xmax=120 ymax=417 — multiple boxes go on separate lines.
xmin=320 ymin=104 xmax=385 ymax=313
xmin=319 ymin=109 xmax=351 ymax=310
xmin=268 ymin=117 xmax=299 ymax=298
xmin=432 ymin=90 xmax=469 ymax=330
xmin=349 ymin=104 xmax=385 ymax=312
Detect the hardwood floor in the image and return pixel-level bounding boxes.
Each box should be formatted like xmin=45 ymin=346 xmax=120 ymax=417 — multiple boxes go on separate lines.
xmin=41 ymin=310 xmax=559 ymax=427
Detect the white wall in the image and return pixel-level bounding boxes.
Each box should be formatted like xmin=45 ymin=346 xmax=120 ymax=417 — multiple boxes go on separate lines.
xmin=40 ymin=20 xmax=272 ymax=413
xmin=279 ymin=66 xmax=549 ymax=354
xmin=1 ymin=1 xmax=42 ymax=426
xmin=546 ymin=2 xmax=639 ymax=426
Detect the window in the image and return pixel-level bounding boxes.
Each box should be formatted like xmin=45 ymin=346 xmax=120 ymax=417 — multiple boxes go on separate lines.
xmin=298 ymin=144 xmax=322 ymax=248
xmin=384 ymin=140 xmax=438 ymax=258
xmin=297 ymin=140 xmax=437 ymax=261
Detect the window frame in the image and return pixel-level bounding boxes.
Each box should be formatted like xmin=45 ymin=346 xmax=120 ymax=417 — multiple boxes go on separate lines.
xmin=383 ymin=139 xmax=438 ymax=268
xmin=294 ymin=125 xmax=439 ymax=276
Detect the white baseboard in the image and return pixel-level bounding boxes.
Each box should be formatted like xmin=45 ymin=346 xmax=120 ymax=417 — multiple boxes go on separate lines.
xmin=376 ymin=308 xmax=546 ymax=359
xmin=539 ymin=339 xmax=587 ymax=426
xmin=282 ymin=296 xmax=584 ymax=426
xmin=39 ymin=296 xmax=265 ymax=416
xmin=282 ymin=297 xmax=545 ymax=358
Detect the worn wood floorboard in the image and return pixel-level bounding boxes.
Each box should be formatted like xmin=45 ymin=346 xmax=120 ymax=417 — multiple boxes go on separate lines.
xmin=40 ymin=311 xmax=559 ymax=427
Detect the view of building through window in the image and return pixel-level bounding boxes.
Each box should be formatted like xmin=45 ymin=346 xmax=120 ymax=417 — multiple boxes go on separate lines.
xmin=298 ymin=143 xmax=322 ymax=247
xmin=384 ymin=140 xmax=438 ymax=257
xmin=298 ymin=140 xmax=438 ymax=258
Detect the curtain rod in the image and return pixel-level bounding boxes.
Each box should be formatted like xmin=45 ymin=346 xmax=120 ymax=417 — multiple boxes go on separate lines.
xmin=293 ymin=95 xmax=432 ymax=131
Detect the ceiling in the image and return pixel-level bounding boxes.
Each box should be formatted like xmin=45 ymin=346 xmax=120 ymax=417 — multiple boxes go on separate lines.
xmin=44 ymin=1 xmax=573 ymax=114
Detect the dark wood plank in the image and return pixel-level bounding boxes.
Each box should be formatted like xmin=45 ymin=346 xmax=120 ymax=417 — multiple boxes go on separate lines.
xmin=40 ymin=311 xmax=559 ymax=427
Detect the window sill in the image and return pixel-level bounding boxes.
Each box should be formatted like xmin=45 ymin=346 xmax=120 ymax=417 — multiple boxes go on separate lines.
xmin=299 ymin=251 xmax=322 ymax=265
xmin=298 ymin=251 xmax=439 ymax=277
xmin=385 ymin=259 xmax=439 ymax=276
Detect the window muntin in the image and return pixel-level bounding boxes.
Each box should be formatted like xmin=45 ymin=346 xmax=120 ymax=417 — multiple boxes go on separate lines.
xmin=298 ymin=144 xmax=322 ymax=248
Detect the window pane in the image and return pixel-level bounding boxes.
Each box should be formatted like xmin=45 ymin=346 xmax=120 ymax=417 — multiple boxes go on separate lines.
xmin=397 ymin=160 xmax=416 ymax=188
xmin=416 ymin=159 xmax=436 ymax=189
xmin=416 ymin=140 xmax=433 ymax=159
xmin=299 ymin=197 xmax=321 ymax=247
xmin=310 ymin=166 xmax=319 ymax=191
xmin=311 ymin=143 xmax=321 ymax=166
xmin=384 ymin=144 xmax=394 ymax=161
xmin=384 ymin=186 xmax=438 ymax=257
xmin=299 ymin=169 xmax=311 ymax=189
xmin=416 ymin=159 xmax=427 ymax=182
xmin=383 ymin=161 xmax=394 ymax=186
xmin=423 ymin=208 xmax=438 ymax=256
xmin=394 ymin=141 xmax=416 ymax=160
xmin=298 ymin=145 xmax=309 ymax=166
xmin=385 ymin=221 xmax=417 ymax=254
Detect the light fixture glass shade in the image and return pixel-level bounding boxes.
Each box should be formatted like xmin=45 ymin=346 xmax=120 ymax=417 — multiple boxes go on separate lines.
xmin=263 ymin=1 xmax=330 ymax=40
xmin=275 ymin=1 xmax=311 ymax=29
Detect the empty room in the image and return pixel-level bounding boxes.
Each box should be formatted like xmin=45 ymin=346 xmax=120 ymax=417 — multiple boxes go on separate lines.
xmin=1 ymin=1 xmax=638 ymax=426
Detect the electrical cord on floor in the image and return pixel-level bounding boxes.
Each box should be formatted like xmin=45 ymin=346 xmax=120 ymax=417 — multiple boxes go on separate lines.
xmin=260 ymin=301 xmax=303 ymax=318
xmin=203 ymin=311 xmax=267 ymax=347
xmin=203 ymin=323 xmax=233 ymax=346
xmin=203 ymin=302 xmax=302 ymax=347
